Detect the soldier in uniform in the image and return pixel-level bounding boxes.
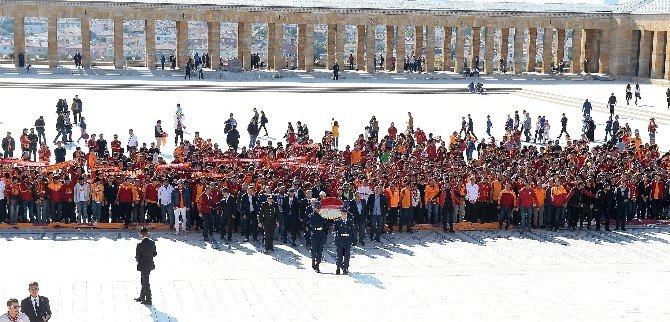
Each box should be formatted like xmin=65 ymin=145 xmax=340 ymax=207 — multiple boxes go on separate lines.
xmin=309 ymin=198 xmax=327 ymax=273
xmin=334 ymin=205 xmax=355 ymax=275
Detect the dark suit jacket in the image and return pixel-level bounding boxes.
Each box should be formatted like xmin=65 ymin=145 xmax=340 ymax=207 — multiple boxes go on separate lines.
xmin=21 ymin=296 xmax=51 ymax=322
xmin=240 ymin=193 xmax=259 ymax=217
xmin=366 ymin=193 xmax=388 ymax=216
xmin=136 ymin=238 xmax=157 ymax=272
xmin=220 ymin=195 xmax=236 ymax=218
xmin=349 ymin=199 xmax=368 ymax=224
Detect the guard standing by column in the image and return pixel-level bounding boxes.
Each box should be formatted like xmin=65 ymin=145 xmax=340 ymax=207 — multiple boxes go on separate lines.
xmin=334 ymin=205 xmax=354 ymax=275
xmin=309 ymin=198 xmax=327 ymax=273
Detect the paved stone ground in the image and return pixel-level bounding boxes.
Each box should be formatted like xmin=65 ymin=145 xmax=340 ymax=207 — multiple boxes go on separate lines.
xmin=1 ymin=227 xmax=669 ymax=321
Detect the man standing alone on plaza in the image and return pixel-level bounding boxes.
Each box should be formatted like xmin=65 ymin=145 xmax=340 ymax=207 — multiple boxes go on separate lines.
xmin=20 ymin=282 xmax=51 ymax=322
xmin=135 ymin=227 xmax=157 ymax=306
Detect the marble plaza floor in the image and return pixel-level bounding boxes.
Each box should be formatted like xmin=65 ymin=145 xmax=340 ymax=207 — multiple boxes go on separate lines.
xmin=1 ymin=227 xmax=669 ymax=321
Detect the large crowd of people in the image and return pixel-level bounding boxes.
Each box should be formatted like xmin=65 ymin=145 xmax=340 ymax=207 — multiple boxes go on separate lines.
xmin=0 ymin=86 xmax=669 ymax=249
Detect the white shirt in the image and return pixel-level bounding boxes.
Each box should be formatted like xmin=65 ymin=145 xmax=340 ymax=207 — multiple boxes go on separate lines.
xmin=0 ymin=312 xmax=30 ymax=322
xmin=31 ymin=296 xmax=39 ymax=312
xmin=466 ymin=183 xmax=479 ymax=202
xmin=0 ymin=180 xmax=5 ymax=200
xmin=127 ymin=134 xmax=138 ymax=148
xmin=157 ymin=185 xmax=173 ymax=205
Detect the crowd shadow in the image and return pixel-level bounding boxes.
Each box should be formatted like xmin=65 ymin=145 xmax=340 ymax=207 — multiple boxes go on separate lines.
xmin=2 ymin=226 xmax=669 ymax=263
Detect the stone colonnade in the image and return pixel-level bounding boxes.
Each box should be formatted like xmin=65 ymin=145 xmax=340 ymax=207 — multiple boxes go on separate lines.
xmin=2 ymin=3 xmax=670 ymax=79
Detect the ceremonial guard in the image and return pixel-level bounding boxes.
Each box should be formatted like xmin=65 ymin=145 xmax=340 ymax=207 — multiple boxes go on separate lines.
xmin=309 ymin=198 xmax=327 ymax=273
xmin=334 ymin=205 xmax=355 ymax=275
xmin=311 ymin=197 xmax=344 ymax=273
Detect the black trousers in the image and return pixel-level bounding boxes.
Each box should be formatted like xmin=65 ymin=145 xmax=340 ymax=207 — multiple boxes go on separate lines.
xmin=146 ymin=202 xmax=159 ymax=223
xmin=335 ymin=238 xmax=351 ymax=269
xmin=0 ymin=198 xmax=6 ymax=223
xmin=264 ymin=225 xmax=275 ymax=251
xmin=311 ymin=230 xmax=325 ymax=265
xmin=221 ymin=214 xmax=234 ymax=241
xmin=282 ymin=214 xmax=297 ymax=243
xmin=139 ymin=270 xmax=152 ymax=300
xmin=202 ymin=213 xmax=212 ymax=239
xmin=243 ymin=214 xmax=258 ymax=241
xmin=119 ymin=202 xmax=132 ymax=226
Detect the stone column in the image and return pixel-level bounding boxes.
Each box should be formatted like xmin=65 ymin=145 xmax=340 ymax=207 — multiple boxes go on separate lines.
xmin=414 ymin=26 xmax=423 ymax=59
xmin=240 ymin=22 xmax=252 ymax=71
xmin=356 ymin=25 xmax=365 ymax=70
xmin=145 ymin=19 xmax=156 ymax=69
xmin=177 ymin=20 xmax=189 ymax=68
xmin=454 ymin=26 xmax=465 ymax=72
xmin=48 ymin=16 xmax=58 ymax=67
xmin=297 ymin=24 xmax=306 ymax=70
xmin=305 ymin=24 xmax=315 ymax=71
xmin=542 ymin=28 xmax=553 ymax=74
xmin=236 ymin=22 xmax=244 ymax=62
xmin=556 ymin=29 xmax=565 ymax=64
xmin=513 ymin=27 xmax=524 ymax=74
xmin=638 ymin=30 xmax=652 ymax=77
xmin=484 ymin=27 xmax=494 ymax=74
xmin=425 ymin=25 xmax=435 ymax=73
xmin=326 ymin=24 xmax=335 ymax=68
xmin=271 ymin=22 xmax=283 ymax=70
xmin=665 ymin=32 xmax=670 ymax=80
xmin=267 ymin=23 xmax=276 ymax=69
xmin=526 ymin=28 xmax=537 ymax=72
xmin=599 ymin=29 xmax=610 ymax=74
xmin=336 ymin=24 xmax=345 ymax=67
xmin=113 ymin=16 xmax=124 ymax=69
xmin=500 ymin=28 xmax=509 ymax=71
xmin=395 ymin=26 xmax=405 ymax=73
xmin=207 ymin=21 xmax=220 ymax=70
xmin=13 ymin=16 xmax=25 ymax=66
xmin=470 ymin=27 xmax=480 ymax=69
xmin=80 ymin=17 xmax=90 ymax=68
xmin=385 ymin=25 xmax=394 ymax=70
xmin=365 ymin=24 xmax=375 ymax=72
xmin=443 ymin=26 xmax=452 ymax=71
xmin=650 ymin=31 xmax=666 ymax=79
xmin=571 ymin=28 xmax=582 ymax=73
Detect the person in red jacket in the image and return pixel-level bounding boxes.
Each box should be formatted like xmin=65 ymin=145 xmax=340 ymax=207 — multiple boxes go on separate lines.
xmin=117 ymin=179 xmax=135 ymax=229
xmin=550 ymin=178 xmax=570 ymax=231
xmin=518 ymin=181 xmax=538 ymax=230
xmin=144 ymin=179 xmax=159 ymax=223
xmin=61 ymin=177 xmax=76 ymax=224
xmin=498 ymin=183 xmax=516 ymax=230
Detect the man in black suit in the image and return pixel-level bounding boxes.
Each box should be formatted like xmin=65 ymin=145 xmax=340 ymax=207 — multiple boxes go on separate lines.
xmin=21 ymin=282 xmax=51 ymax=322
xmin=135 ymin=227 xmax=157 ymax=305
xmin=281 ymin=188 xmax=299 ymax=246
xmin=219 ymin=188 xmax=237 ymax=242
xmin=349 ymin=192 xmax=368 ymax=246
xmin=240 ymin=186 xmax=259 ymax=242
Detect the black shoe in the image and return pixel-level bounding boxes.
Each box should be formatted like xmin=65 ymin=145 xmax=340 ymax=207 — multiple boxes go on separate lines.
xmin=141 ymin=300 xmax=152 ymax=305
xmin=134 ymin=297 xmax=144 ymax=302
xmin=315 ymin=266 xmax=320 ymax=273
xmin=621 ymin=228 xmax=626 ymax=231
xmin=374 ymin=239 xmax=380 ymax=242
xmin=336 ymin=268 xmax=341 ymax=275
xmin=343 ymin=268 xmax=348 ymax=275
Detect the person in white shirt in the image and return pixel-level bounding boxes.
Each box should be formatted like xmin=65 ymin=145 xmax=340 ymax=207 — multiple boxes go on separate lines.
xmin=157 ymin=180 xmax=173 ymax=225
xmin=73 ymin=178 xmax=90 ymax=223
xmin=127 ymin=129 xmax=138 ymax=152
xmin=356 ymin=180 xmax=373 ymax=202
xmin=465 ymin=177 xmax=479 ymax=223
xmin=0 ymin=298 xmax=30 ymax=322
